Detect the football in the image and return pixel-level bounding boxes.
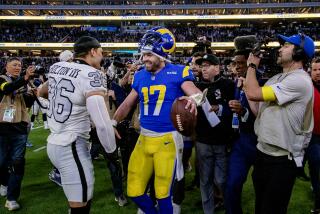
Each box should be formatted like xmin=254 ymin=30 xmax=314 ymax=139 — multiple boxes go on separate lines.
xmin=171 ymin=98 xmax=197 ymax=136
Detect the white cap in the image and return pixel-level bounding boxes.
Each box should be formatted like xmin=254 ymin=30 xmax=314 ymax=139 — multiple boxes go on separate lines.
xmin=59 ymin=50 xmax=73 ymax=62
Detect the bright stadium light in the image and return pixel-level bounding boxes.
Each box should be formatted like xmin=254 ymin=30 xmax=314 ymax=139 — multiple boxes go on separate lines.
xmin=0 ymin=13 xmax=320 ymax=21
xmin=197 ymin=24 xmax=241 ymax=27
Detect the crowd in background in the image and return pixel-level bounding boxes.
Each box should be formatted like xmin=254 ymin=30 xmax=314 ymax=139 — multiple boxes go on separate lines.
xmin=1 ymin=23 xmax=319 ymax=43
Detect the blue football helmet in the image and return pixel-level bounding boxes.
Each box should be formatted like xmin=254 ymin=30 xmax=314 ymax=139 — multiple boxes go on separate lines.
xmin=139 ymin=27 xmax=176 ymax=58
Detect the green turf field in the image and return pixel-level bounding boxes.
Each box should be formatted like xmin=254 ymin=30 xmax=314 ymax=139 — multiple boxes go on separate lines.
xmin=0 ymin=124 xmax=314 ymax=213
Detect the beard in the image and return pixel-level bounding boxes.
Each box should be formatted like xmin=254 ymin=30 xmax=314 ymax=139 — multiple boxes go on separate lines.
xmin=277 ymin=53 xmax=293 ymax=66
xmin=144 ymin=60 xmax=161 ymax=73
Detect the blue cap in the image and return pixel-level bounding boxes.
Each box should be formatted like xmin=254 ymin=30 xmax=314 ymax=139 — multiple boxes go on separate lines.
xmin=277 ymin=34 xmax=315 ymax=59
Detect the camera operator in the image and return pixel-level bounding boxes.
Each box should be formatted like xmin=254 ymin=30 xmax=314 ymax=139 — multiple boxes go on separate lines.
xmin=244 ymin=33 xmax=315 ymax=214
xmin=0 ymin=57 xmax=36 ymax=211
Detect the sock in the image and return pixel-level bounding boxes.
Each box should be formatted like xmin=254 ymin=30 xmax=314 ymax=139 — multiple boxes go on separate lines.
xmin=42 ymin=113 xmax=47 ymax=121
xmin=131 ymin=194 xmax=158 ymax=214
xmin=158 ymin=197 xmax=173 ymax=214
xmin=70 ymin=200 xmax=91 ymax=214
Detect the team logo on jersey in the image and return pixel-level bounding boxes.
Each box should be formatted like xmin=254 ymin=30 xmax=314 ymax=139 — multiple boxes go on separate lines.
xmin=167 ymin=71 xmax=177 ymax=75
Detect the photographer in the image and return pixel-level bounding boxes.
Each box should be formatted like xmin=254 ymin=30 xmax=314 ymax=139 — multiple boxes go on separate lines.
xmin=0 ymin=57 xmax=36 ymax=211
xmin=244 ymin=34 xmax=315 ymax=214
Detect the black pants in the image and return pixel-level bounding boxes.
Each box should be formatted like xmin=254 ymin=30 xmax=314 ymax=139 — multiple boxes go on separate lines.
xmin=306 ymin=134 xmax=320 ymax=210
xmin=90 ymin=128 xmax=124 ymax=197
xmin=252 ymin=150 xmax=297 ymax=214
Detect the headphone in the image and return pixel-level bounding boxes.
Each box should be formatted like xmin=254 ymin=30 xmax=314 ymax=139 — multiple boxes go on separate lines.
xmin=292 ymin=33 xmax=306 ymax=62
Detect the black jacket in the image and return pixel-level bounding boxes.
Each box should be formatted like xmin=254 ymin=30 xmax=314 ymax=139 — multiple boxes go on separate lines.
xmin=195 ymin=75 xmax=235 ymax=144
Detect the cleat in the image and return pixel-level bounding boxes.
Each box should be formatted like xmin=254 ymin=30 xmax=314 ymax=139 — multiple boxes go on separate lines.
xmin=5 ymin=200 xmax=20 ymax=211
xmin=115 ymin=194 xmax=128 ymax=207
xmin=49 ymin=169 xmax=62 ymax=187
xmin=0 ymin=185 xmax=7 ymax=197
xmin=173 ymin=203 xmax=181 ymax=214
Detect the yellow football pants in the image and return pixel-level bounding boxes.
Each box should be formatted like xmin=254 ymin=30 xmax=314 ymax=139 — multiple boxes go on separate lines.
xmin=127 ymin=133 xmax=176 ymax=199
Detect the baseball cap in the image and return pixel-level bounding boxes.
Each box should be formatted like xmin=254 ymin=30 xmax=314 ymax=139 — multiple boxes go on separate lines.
xmin=74 ymin=36 xmax=101 ymax=55
xmin=195 ymin=54 xmax=220 ymax=65
xmin=277 ymin=34 xmax=315 ymax=59
xmin=59 ymin=50 xmax=73 ymax=62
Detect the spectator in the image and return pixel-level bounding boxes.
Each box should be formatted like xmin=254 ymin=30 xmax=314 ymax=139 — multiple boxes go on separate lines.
xmin=307 ymin=57 xmax=320 ymax=214
xmin=195 ymin=54 xmax=234 ymax=214
xmin=189 ymin=52 xmax=204 ymax=81
xmin=58 ymin=50 xmax=74 ymax=62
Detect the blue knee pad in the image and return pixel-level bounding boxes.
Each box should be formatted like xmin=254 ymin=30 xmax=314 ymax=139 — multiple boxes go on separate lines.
xmin=158 ymin=197 xmax=173 ymax=214
xmin=131 ymin=194 xmax=158 ymax=214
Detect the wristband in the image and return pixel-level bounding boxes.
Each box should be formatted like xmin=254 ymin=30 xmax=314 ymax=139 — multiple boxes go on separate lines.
xmin=248 ymin=63 xmax=257 ymax=70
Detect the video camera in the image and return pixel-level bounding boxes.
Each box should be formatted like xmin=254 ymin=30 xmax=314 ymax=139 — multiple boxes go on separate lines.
xmin=192 ymin=36 xmax=213 ymax=55
xmin=234 ymin=35 xmax=281 ymax=76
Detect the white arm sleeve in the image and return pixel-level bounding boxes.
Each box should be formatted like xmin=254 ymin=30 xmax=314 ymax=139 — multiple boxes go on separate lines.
xmin=86 ymin=95 xmax=117 ymax=153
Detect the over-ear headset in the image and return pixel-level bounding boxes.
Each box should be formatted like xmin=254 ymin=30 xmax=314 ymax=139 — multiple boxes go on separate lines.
xmin=292 ymin=33 xmax=306 ymax=62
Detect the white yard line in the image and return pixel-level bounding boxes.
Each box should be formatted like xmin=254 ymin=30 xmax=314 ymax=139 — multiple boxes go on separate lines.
xmin=32 ymin=125 xmax=44 ymax=130
xmin=33 ymin=146 xmax=46 ymax=152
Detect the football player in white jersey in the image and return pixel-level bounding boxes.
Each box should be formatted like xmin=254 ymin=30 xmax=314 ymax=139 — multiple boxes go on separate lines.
xmin=42 ymin=36 xmax=116 ymax=213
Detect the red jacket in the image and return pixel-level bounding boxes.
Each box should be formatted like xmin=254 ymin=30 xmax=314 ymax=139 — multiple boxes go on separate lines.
xmin=314 ymin=85 xmax=320 ymax=135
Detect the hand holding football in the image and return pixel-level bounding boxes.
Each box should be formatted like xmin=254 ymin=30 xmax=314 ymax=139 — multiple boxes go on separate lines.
xmin=171 ymin=98 xmax=197 ymax=136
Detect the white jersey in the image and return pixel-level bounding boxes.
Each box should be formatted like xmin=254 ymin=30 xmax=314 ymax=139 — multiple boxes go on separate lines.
xmin=47 ymin=61 xmax=107 ymax=146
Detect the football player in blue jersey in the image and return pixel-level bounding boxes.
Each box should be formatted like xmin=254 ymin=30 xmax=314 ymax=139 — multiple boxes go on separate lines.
xmin=112 ymin=27 xmax=205 ymax=214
